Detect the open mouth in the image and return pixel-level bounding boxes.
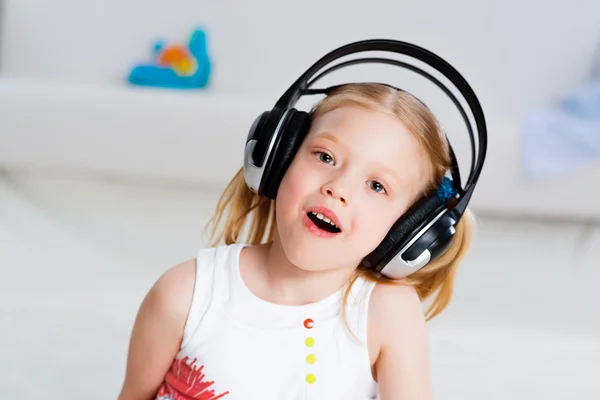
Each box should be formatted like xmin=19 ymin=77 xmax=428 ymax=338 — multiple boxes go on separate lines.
xmin=307 ymin=211 xmax=341 ymax=234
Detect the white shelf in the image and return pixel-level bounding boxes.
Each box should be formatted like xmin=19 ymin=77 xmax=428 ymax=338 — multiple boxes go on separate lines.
xmin=1 ymin=77 xmax=599 ymax=221
xmin=0 ymin=77 xmax=268 ymax=185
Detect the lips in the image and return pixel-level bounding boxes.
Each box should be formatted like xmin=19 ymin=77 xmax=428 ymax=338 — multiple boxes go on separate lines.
xmin=304 ymin=205 xmax=343 ymax=232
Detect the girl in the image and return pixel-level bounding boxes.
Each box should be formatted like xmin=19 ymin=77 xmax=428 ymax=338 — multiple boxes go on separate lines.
xmin=118 ymin=81 xmax=475 ymax=399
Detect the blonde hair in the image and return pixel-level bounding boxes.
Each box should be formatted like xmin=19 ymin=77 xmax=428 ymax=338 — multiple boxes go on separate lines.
xmin=205 ymin=83 xmax=474 ymax=321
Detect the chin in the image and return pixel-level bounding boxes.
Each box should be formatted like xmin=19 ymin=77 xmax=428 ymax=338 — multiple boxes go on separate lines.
xmin=280 ymin=240 xmax=324 ymax=270
xmin=275 ymin=210 xmax=378 ymax=273
xmin=280 ymin=235 xmax=360 ymax=273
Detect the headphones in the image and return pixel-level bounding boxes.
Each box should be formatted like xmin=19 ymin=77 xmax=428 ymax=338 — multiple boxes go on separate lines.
xmin=243 ymin=39 xmax=487 ymax=279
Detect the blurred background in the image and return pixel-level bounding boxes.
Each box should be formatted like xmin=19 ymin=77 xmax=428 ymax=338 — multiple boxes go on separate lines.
xmin=1 ymin=0 xmax=599 ymax=399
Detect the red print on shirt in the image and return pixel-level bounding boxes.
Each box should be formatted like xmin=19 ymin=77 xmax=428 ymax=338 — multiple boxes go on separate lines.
xmin=156 ymin=356 xmax=230 ymax=400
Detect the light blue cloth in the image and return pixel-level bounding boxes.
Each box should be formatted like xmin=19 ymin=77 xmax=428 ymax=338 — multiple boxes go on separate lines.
xmin=521 ymin=49 xmax=600 ymax=179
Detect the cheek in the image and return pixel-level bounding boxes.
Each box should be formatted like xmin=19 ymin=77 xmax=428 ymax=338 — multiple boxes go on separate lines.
xmin=276 ymin=159 xmax=310 ymax=216
xmin=278 ymin=156 xmax=314 ymax=199
xmin=277 ymin=169 xmax=299 ymax=204
xmin=353 ymin=201 xmax=403 ymax=248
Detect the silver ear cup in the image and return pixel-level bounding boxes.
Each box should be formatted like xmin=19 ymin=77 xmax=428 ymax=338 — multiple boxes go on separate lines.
xmin=243 ymin=139 xmax=260 ymax=193
xmin=379 ymin=208 xmax=454 ymax=279
xmin=243 ymin=113 xmax=269 ymax=193
xmin=243 ymin=110 xmax=291 ymax=194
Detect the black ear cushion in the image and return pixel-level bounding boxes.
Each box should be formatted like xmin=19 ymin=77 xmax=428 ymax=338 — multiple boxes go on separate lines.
xmin=363 ymin=193 xmax=446 ymax=269
xmin=262 ymin=110 xmax=311 ymax=199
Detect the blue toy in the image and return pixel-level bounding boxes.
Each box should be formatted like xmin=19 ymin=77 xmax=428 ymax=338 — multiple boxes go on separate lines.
xmin=127 ymin=28 xmax=211 ymax=89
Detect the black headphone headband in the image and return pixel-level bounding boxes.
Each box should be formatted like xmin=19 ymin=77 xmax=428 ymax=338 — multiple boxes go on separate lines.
xmin=269 ymin=39 xmax=488 ymax=219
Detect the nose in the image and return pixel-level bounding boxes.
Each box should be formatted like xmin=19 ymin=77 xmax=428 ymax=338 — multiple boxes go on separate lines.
xmin=321 ymin=174 xmax=351 ymax=206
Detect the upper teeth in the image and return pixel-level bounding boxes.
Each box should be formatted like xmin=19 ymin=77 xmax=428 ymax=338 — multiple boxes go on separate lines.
xmin=310 ymin=211 xmax=338 ymax=227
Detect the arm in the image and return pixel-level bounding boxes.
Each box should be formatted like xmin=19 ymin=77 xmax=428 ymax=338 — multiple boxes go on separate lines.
xmin=371 ymin=284 xmax=433 ymax=400
xmin=118 ymin=259 xmax=196 ymax=400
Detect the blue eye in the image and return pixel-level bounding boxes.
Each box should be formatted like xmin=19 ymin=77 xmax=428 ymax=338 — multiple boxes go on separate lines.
xmin=316 ymin=152 xmax=334 ymax=165
xmin=368 ymin=180 xmax=387 ymax=194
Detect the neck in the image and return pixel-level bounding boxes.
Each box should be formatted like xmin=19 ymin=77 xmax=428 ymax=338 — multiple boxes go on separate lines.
xmin=245 ymin=239 xmax=355 ymax=306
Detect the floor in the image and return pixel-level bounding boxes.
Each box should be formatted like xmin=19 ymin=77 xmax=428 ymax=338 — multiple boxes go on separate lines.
xmin=1 ymin=170 xmax=599 ymax=399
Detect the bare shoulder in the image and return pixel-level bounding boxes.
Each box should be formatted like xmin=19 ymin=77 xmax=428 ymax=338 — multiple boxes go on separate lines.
xmin=118 ymin=259 xmax=197 ymax=400
xmin=370 ymin=282 xmax=425 ymax=327
xmin=368 ymin=283 xmax=432 ymax=399
xmin=146 ymin=258 xmax=197 ymax=320
xmin=368 ymin=283 xmax=427 ymax=355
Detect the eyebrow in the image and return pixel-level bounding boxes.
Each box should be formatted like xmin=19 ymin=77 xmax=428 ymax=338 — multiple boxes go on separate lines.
xmin=314 ymin=132 xmax=347 ymax=150
xmin=372 ymin=162 xmax=403 ymax=187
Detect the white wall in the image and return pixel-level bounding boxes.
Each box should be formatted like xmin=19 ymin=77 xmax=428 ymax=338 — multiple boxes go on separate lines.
xmin=3 ymin=0 xmax=600 ymax=116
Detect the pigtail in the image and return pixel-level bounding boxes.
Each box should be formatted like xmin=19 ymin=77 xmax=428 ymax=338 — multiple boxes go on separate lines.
xmin=204 ymin=168 xmax=276 ymax=247
xmin=407 ymin=208 xmax=475 ymax=320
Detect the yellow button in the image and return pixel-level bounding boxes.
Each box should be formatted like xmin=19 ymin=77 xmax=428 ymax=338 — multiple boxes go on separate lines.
xmin=306 ymin=373 xmax=316 ymax=384
xmin=305 ymin=337 xmax=315 ymax=347
xmin=306 ymin=354 xmax=316 ymax=364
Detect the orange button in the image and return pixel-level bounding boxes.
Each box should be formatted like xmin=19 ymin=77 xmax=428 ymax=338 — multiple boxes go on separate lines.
xmin=304 ymin=318 xmax=314 ymax=329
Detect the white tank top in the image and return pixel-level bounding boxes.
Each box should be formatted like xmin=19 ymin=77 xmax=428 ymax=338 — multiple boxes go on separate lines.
xmin=156 ymin=242 xmax=379 ymax=400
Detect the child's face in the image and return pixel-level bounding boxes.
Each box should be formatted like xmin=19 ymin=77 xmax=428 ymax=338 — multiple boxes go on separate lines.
xmin=275 ymin=106 xmax=432 ymax=272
